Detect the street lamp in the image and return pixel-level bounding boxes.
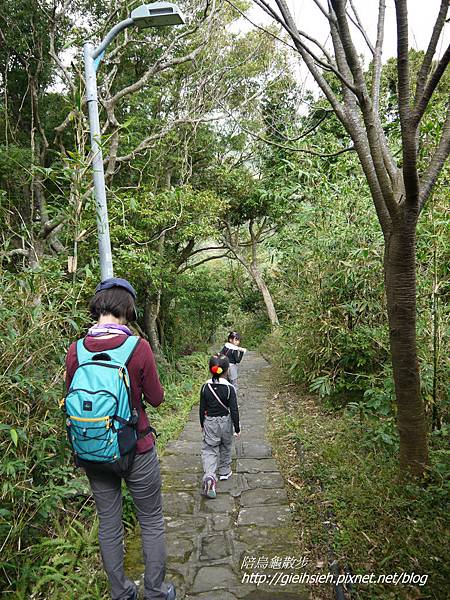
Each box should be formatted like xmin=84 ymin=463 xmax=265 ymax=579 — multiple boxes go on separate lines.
xmin=83 ymin=2 xmax=185 ymax=280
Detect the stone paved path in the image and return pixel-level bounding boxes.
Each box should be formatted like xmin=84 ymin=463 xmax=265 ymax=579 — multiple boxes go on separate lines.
xmin=159 ymin=352 xmax=309 ymax=599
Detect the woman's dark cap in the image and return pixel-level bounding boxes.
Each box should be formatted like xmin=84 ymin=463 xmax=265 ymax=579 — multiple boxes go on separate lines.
xmin=95 ymin=278 xmax=137 ymax=300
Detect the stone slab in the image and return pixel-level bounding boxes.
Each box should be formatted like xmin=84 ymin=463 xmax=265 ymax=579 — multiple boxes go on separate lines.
xmin=234 ymin=523 xmax=296 ymax=545
xmin=233 ymin=525 xmax=297 ymax=560
xmin=237 ymin=506 xmax=292 ymax=527
xmin=238 ymin=428 xmax=267 ymax=440
xmin=239 ymin=413 xmax=266 ymax=422
xmin=192 ymin=566 xmax=241 ymax=593
xmin=179 ymin=429 xmax=203 ymax=442
xmin=244 ymin=472 xmax=285 ymax=489
xmin=160 ymin=455 xmax=203 ymax=473
xmin=237 ymin=459 xmax=279 ymax=473
xmin=165 ymin=515 xmax=206 ymax=535
xmin=243 ymin=591 xmax=309 ymax=600
xmin=166 ymin=535 xmax=194 ymax=562
xmin=200 ymin=533 xmax=231 ymax=561
xmin=210 ymin=514 xmax=233 ymax=532
xmin=238 ymin=443 xmax=272 ymax=458
xmin=216 ymin=474 xmax=249 ymax=497
xmin=199 ymin=494 xmax=235 ymax=514
xmin=165 ymin=441 xmax=203 ymax=455
xmin=163 ymin=492 xmax=195 ymax=515
xmin=240 ymin=488 xmax=288 ymax=507
xmin=163 ymin=472 xmax=201 ymax=491
xmin=186 ymin=593 xmax=238 ymax=600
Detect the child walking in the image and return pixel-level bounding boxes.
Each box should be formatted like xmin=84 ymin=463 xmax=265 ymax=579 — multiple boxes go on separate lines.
xmin=220 ymin=331 xmax=247 ymax=394
xmin=200 ymin=355 xmax=240 ymax=498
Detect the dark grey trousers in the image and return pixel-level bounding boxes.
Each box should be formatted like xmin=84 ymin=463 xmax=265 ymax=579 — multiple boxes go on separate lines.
xmin=201 ymin=415 xmax=233 ymax=481
xmin=86 ymin=449 xmax=168 ymax=600
xmin=228 ymin=364 xmax=238 ymax=395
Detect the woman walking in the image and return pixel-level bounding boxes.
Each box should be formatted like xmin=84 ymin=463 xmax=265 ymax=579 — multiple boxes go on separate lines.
xmin=65 ymin=278 xmax=176 ymax=600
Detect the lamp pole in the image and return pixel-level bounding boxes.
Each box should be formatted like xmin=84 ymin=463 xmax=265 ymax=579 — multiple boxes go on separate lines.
xmin=83 ymin=3 xmax=184 ymax=280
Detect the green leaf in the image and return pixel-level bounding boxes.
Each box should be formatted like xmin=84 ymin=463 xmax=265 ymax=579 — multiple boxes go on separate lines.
xmin=10 ymin=429 xmax=18 ymax=446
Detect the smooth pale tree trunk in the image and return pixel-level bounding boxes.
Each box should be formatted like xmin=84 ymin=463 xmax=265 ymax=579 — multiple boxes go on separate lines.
xmin=225 ymin=236 xmax=280 ymax=330
xmin=248 ymin=263 xmax=279 ymax=328
xmin=384 ymin=214 xmax=428 ymax=475
xmin=226 ymin=221 xmax=280 ymax=330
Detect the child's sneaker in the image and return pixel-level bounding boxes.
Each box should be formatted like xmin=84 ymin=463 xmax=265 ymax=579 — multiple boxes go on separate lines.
xmin=219 ymin=470 xmax=232 ymax=481
xmin=202 ymin=476 xmax=216 ymax=498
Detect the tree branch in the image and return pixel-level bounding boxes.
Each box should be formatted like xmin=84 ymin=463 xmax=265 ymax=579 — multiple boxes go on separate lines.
xmin=224 ymin=0 xmax=297 ymax=52
xmin=41 ymin=215 xmax=65 ymax=238
xmin=332 ymin=0 xmax=398 ymax=208
xmin=372 ymin=0 xmax=386 ymax=113
xmin=394 ymin=0 xmax=419 ymax=206
xmin=221 ymin=99 xmax=354 ymax=157
xmin=187 ymin=245 xmax=229 ymax=258
xmin=347 ymin=0 xmax=375 ymax=55
xmin=330 ymin=0 xmax=368 ymax=101
xmin=180 ymin=252 xmax=231 ymax=272
xmin=114 ymin=115 xmax=221 ymax=165
xmin=414 ymin=0 xmax=449 ymax=106
xmin=254 ymin=0 xmax=359 ymax=95
xmin=2 ymin=248 xmax=29 ymax=258
xmin=267 ymin=0 xmax=349 ymax=127
xmin=311 ymin=0 xmax=337 ymax=25
xmin=48 ymin=26 xmax=76 ymax=95
xmin=419 ymin=100 xmax=450 ymax=210
xmin=413 ymin=44 xmax=450 ymax=126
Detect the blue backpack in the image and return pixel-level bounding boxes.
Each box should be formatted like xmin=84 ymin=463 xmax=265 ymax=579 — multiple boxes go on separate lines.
xmin=64 ymin=336 xmax=141 ymax=474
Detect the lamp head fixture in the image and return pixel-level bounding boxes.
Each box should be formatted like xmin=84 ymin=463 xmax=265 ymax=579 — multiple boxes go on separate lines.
xmin=130 ymin=2 xmax=185 ymax=28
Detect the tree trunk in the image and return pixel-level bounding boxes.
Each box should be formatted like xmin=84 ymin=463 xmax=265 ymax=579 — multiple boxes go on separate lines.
xmin=384 ymin=217 xmax=428 ymax=476
xmin=144 ymin=295 xmax=163 ymax=357
xmin=249 ymin=263 xmax=279 ymax=328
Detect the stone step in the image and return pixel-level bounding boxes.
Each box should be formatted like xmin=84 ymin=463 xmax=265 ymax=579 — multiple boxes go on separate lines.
xmin=133 ymin=352 xmax=309 ymax=599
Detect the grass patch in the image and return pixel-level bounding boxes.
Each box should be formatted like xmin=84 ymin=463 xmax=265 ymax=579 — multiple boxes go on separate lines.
xmin=266 ymin=368 xmax=449 ymax=600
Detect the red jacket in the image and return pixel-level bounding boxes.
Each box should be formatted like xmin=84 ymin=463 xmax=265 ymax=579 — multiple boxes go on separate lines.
xmin=65 ymin=335 xmax=164 ymax=453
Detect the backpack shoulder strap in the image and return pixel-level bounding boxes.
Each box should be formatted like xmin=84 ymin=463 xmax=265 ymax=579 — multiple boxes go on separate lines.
xmin=207 ymin=383 xmax=230 ymax=414
xmin=75 ymin=338 xmax=92 ymax=365
xmin=124 ymin=335 xmax=141 ymax=366
xmin=75 ymin=336 xmax=140 ymax=366
xmin=104 ymin=335 xmax=140 ymax=366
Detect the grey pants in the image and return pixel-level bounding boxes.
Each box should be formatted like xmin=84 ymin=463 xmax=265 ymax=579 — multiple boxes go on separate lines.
xmin=202 ymin=415 xmax=233 ymax=481
xmin=228 ymin=364 xmax=238 ymax=395
xmin=86 ymin=449 xmax=168 ymax=600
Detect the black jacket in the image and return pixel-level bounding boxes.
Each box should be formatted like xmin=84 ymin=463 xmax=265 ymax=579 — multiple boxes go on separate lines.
xmin=219 ymin=342 xmax=246 ymax=365
xmin=199 ymin=378 xmax=240 ymax=433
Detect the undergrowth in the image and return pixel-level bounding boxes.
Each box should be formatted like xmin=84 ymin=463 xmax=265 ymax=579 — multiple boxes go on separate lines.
xmin=267 ymin=369 xmax=449 ymax=600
